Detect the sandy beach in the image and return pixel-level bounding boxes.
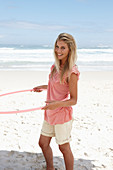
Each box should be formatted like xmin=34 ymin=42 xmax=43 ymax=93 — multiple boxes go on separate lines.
xmin=0 ymin=70 xmax=113 ymax=170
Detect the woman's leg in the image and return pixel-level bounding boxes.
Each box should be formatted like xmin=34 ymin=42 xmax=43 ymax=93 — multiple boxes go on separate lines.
xmin=59 ymin=143 xmax=74 ymax=170
xmin=39 ymin=134 xmax=54 ymax=170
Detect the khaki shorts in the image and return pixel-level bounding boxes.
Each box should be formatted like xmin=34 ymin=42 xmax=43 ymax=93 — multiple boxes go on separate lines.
xmin=41 ymin=120 xmax=73 ymax=145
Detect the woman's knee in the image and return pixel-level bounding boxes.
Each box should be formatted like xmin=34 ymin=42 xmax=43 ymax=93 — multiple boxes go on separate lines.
xmin=59 ymin=143 xmax=70 ymax=154
xmin=38 ymin=135 xmax=51 ymax=149
xmin=38 ymin=138 xmax=44 ymax=148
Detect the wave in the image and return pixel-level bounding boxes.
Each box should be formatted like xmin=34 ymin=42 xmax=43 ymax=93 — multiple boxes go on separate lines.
xmin=78 ymin=48 xmax=113 ymax=53
xmin=0 ymin=47 xmax=113 ymax=71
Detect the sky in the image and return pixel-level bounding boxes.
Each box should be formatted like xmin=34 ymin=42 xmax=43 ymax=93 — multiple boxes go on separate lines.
xmin=0 ymin=0 xmax=113 ymax=48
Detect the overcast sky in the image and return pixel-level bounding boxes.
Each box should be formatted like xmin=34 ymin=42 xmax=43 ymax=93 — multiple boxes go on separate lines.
xmin=0 ymin=0 xmax=113 ymax=48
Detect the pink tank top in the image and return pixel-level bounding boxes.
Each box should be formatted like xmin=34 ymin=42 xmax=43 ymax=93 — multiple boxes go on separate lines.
xmin=44 ymin=64 xmax=80 ymax=125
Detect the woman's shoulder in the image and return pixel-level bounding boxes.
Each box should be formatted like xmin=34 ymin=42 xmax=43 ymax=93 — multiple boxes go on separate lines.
xmin=50 ymin=64 xmax=55 ymax=71
xmin=71 ymin=64 xmax=80 ymax=74
xmin=70 ymin=65 xmax=80 ymax=79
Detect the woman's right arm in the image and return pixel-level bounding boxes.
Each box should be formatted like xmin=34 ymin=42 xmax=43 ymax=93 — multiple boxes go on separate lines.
xmin=33 ymin=85 xmax=48 ymax=92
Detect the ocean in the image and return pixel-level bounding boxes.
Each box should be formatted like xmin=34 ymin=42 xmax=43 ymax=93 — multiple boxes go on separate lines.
xmin=0 ymin=45 xmax=113 ymax=72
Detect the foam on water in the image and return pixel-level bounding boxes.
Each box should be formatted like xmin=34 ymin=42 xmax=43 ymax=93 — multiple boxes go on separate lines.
xmin=0 ymin=46 xmax=113 ymax=71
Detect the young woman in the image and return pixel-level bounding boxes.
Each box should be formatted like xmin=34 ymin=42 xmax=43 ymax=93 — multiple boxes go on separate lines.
xmin=33 ymin=33 xmax=80 ymax=170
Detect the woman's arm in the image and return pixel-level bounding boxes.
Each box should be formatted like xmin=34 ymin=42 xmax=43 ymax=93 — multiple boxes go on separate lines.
xmin=33 ymin=85 xmax=48 ymax=92
xmin=42 ymin=73 xmax=78 ymax=110
xmin=61 ymin=73 xmax=78 ymax=107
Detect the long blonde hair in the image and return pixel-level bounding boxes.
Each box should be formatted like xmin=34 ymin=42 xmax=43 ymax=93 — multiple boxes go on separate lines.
xmin=51 ymin=33 xmax=77 ymax=82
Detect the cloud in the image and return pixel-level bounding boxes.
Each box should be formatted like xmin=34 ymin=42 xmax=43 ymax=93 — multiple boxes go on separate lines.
xmin=7 ymin=0 xmax=19 ymax=9
xmin=0 ymin=20 xmax=67 ymax=30
xmin=0 ymin=35 xmax=4 ymax=38
xmin=8 ymin=5 xmax=18 ymax=9
xmin=0 ymin=20 xmax=102 ymax=36
xmin=106 ymin=29 xmax=113 ymax=32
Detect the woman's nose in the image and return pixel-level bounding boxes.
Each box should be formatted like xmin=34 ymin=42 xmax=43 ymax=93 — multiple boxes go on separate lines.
xmin=57 ymin=48 xmax=62 ymax=53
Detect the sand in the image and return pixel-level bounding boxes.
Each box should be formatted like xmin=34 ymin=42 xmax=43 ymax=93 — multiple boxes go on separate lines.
xmin=0 ymin=70 xmax=113 ymax=170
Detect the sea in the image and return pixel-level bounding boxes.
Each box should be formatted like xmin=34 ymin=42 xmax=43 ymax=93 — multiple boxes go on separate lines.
xmin=0 ymin=44 xmax=113 ymax=72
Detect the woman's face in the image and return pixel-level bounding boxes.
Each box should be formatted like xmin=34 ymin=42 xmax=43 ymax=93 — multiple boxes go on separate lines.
xmin=55 ymin=40 xmax=69 ymax=64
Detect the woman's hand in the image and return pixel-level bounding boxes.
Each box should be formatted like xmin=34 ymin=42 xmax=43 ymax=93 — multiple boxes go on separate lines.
xmin=33 ymin=86 xmax=43 ymax=92
xmin=33 ymin=85 xmax=47 ymax=92
xmin=42 ymin=100 xmax=61 ymax=110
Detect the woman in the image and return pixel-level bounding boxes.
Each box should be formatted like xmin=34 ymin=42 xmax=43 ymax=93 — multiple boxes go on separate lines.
xmin=33 ymin=33 xmax=80 ymax=170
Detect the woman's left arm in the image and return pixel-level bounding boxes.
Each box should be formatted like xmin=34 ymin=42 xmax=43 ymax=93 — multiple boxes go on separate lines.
xmin=42 ymin=73 xmax=78 ymax=110
xmin=61 ymin=73 xmax=78 ymax=107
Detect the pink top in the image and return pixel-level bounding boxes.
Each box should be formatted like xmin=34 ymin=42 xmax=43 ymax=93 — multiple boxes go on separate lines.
xmin=44 ymin=64 xmax=80 ymax=125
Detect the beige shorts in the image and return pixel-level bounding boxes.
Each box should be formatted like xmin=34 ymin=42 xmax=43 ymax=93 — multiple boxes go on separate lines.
xmin=41 ymin=120 xmax=73 ymax=145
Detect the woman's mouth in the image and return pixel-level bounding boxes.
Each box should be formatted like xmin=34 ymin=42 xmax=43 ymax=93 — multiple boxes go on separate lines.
xmin=58 ymin=54 xmax=63 ymax=57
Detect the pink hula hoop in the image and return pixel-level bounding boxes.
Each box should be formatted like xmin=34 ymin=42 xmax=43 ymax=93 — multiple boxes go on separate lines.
xmin=0 ymin=89 xmax=45 ymax=114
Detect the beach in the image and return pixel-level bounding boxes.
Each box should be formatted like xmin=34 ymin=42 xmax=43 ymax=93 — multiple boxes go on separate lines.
xmin=0 ymin=70 xmax=113 ymax=170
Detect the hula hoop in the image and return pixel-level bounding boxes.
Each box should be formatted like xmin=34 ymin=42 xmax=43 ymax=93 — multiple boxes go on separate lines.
xmin=0 ymin=89 xmax=45 ymax=114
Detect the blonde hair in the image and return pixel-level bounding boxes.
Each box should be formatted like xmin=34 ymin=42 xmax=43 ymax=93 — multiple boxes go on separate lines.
xmin=51 ymin=33 xmax=77 ymax=82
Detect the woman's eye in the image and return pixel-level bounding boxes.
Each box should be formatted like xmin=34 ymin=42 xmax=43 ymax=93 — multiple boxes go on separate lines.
xmin=56 ymin=45 xmax=59 ymax=48
xmin=61 ymin=46 xmax=65 ymax=50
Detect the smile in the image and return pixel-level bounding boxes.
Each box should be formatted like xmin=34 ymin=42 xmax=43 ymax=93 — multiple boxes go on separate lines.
xmin=58 ymin=54 xmax=63 ymax=56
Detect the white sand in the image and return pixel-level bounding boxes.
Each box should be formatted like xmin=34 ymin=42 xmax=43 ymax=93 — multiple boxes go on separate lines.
xmin=0 ymin=70 xmax=113 ymax=170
